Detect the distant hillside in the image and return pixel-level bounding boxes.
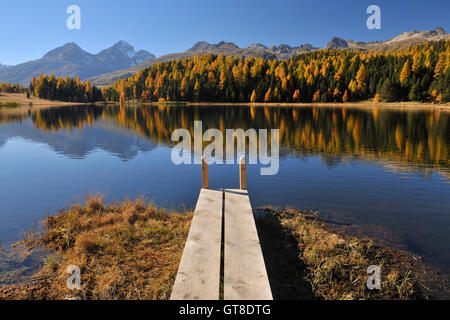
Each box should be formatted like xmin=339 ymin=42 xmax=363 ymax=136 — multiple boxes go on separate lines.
xmin=0 ymin=41 xmax=154 ymax=86
xmin=90 ymin=27 xmax=449 ymax=85
xmin=327 ymin=27 xmax=449 ymax=51
xmin=0 ymin=63 xmax=9 ymax=71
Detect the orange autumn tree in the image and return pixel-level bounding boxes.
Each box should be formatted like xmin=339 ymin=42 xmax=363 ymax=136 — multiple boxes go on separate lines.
xmin=293 ymin=89 xmax=300 ymax=102
xmin=313 ymin=90 xmax=321 ymax=102
xmin=250 ymin=90 xmax=257 ymax=103
xmin=356 ymin=64 xmax=367 ymax=92
xmin=264 ymin=88 xmax=272 ymax=102
xmin=342 ymin=90 xmax=349 ymax=103
xmin=400 ymin=61 xmax=411 ymax=84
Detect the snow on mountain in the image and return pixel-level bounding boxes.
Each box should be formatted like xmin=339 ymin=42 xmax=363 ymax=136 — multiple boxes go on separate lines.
xmin=0 ymin=41 xmax=155 ymax=86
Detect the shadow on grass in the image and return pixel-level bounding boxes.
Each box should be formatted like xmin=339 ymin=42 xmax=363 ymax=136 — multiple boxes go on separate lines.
xmin=254 ymin=210 xmax=315 ymax=300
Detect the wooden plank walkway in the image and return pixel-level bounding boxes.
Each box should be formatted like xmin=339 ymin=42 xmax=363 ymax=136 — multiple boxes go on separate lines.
xmin=170 ymin=189 xmax=223 ymax=300
xmin=224 ymin=189 xmax=272 ymax=300
xmin=171 ymin=157 xmax=272 ymax=300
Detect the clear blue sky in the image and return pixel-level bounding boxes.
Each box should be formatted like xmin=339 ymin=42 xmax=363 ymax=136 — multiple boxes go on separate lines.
xmin=1 ymin=0 xmax=449 ymax=66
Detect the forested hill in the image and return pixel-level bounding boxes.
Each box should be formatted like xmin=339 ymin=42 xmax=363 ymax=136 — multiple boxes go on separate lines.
xmin=23 ymin=40 xmax=450 ymax=104
xmin=101 ymin=40 xmax=450 ymax=104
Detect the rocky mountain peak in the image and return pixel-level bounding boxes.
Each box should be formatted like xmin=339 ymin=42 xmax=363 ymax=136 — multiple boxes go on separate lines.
xmin=188 ymin=41 xmax=211 ymax=52
xmin=216 ymin=41 xmax=240 ymax=50
xmin=43 ymin=42 xmax=86 ymax=59
xmin=97 ymin=41 xmax=154 ymax=65
xmin=113 ymin=41 xmax=135 ymax=54
xmin=434 ymin=26 xmax=446 ymax=36
xmin=326 ymin=37 xmax=349 ymax=49
xmin=188 ymin=41 xmax=240 ymax=53
xmin=247 ymin=43 xmax=268 ymax=51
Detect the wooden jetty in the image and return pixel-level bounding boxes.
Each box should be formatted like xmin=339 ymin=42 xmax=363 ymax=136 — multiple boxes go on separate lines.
xmin=170 ymin=157 xmax=273 ymax=300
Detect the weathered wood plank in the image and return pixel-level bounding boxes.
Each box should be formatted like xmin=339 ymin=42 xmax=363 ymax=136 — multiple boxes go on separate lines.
xmin=224 ymin=189 xmax=273 ymax=300
xmin=170 ymin=189 xmax=223 ymax=300
xmin=202 ymin=156 xmax=209 ymax=189
xmin=239 ymin=156 xmax=247 ymax=190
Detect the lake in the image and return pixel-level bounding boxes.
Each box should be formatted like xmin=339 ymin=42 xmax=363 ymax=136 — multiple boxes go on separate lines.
xmin=0 ymin=104 xmax=449 ymax=275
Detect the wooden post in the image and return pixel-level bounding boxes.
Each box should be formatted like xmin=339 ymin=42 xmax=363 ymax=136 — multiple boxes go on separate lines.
xmin=202 ymin=156 xmax=209 ymax=189
xmin=239 ymin=156 xmax=247 ymax=190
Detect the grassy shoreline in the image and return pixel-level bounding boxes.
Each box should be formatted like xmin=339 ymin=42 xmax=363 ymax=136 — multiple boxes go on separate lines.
xmin=123 ymin=99 xmax=450 ymax=111
xmin=1 ymin=195 xmax=447 ymax=300
xmin=256 ymin=208 xmax=450 ymax=300
xmin=0 ymin=195 xmax=192 ymax=300
xmin=2 ymin=92 xmax=449 ymax=111
xmin=0 ymin=93 xmax=95 ymax=107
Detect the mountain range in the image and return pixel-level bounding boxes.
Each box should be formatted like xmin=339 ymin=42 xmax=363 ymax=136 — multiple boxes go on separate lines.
xmin=0 ymin=27 xmax=448 ymax=86
xmin=0 ymin=41 xmax=154 ymax=86
xmin=326 ymin=26 xmax=448 ymax=50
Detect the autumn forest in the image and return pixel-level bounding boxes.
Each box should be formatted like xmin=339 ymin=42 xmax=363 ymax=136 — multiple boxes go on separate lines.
xmin=103 ymin=40 xmax=450 ymax=104
xmin=2 ymin=40 xmax=449 ymax=104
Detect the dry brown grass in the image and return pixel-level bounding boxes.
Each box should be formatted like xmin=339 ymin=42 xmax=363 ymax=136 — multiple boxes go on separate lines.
xmin=1 ymin=194 xmax=192 ymax=300
xmin=0 ymin=92 xmax=91 ymax=107
xmin=258 ymin=207 xmax=428 ymax=300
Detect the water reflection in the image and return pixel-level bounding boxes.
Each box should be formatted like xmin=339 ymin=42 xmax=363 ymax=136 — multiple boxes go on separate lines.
xmin=1 ymin=104 xmax=448 ymax=177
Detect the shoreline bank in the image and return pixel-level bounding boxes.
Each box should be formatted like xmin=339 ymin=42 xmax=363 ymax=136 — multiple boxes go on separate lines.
xmin=183 ymin=101 xmax=450 ymax=111
xmin=256 ymin=208 xmax=449 ymax=300
xmin=0 ymin=93 xmax=93 ymax=107
xmin=2 ymin=93 xmax=449 ymax=111
xmin=1 ymin=196 xmax=448 ymax=300
xmin=124 ymin=99 xmax=450 ymax=111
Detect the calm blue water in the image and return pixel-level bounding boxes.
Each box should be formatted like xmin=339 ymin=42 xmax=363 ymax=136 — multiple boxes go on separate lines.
xmin=0 ymin=104 xmax=449 ymax=272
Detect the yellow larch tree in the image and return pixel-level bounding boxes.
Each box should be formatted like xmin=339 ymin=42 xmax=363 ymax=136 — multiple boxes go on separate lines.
xmin=207 ymin=71 xmax=216 ymax=84
xmin=219 ymin=71 xmax=226 ymax=91
xmin=313 ymin=90 xmax=320 ymax=101
xmin=273 ymin=87 xmax=281 ymax=101
xmin=342 ymin=90 xmax=349 ymax=103
xmin=400 ymin=61 xmax=411 ymax=84
xmin=250 ymin=90 xmax=257 ymax=103
xmin=348 ymin=79 xmax=358 ymax=94
xmin=264 ymin=88 xmax=272 ymax=102
xmin=356 ymin=64 xmax=367 ymax=91
xmin=293 ymin=89 xmax=300 ymax=102
xmin=434 ymin=53 xmax=445 ymax=78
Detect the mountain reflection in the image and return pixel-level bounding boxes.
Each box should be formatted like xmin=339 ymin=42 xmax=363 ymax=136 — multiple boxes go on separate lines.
xmin=0 ymin=104 xmax=449 ymax=176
